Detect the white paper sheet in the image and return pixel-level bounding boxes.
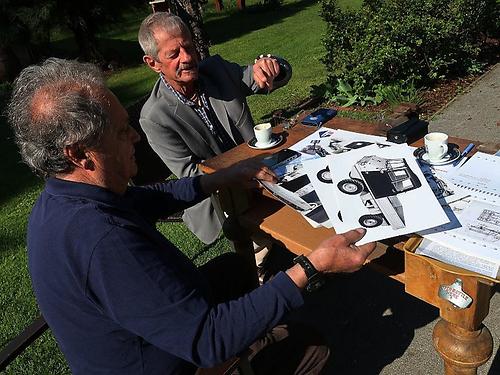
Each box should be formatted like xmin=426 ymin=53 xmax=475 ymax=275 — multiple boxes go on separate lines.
xmin=416 ymin=238 xmax=499 ymax=278
xmin=295 ymin=129 xmax=395 ymax=230
xmin=304 ymin=157 xmax=343 ymax=230
xmin=289 ymin=128 xmax=392 ymax=158
xmin=447 ymin=152 xmax=500 ymax=204
xmin=260 ymin=128 xmax=395 ymax=228
xmin=260 ymin=154 xmax=332 ymax=228
xmin=416 ymin=161 xmax=469 ymax=204
xmin=420 ymin=198 xmax=500 ymax=264
xmin=328 ymin=144 xmax=449 ymax=245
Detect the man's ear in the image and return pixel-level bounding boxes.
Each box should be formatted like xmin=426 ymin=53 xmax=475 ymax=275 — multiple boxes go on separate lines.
xmin=143 ymin=55 xmax=162 ymax=74
xmin=64 ymin=144 xmax=94 ymax=170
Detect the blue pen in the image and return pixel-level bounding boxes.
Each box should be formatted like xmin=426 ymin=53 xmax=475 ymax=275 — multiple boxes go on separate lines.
xmin=453 ymin=143 xmax=475 ymax=166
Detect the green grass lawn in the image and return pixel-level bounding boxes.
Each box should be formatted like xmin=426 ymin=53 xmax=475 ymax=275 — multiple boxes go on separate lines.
xmin=0 ymin=0 xmax=361 ymax=372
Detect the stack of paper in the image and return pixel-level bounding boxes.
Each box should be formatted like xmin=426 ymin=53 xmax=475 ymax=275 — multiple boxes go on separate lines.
xmin=303 ymin=142 xmax=449 ymax=245
xmin=260 ymin=129 xmax=449 ymax=244
xmin=260 ymin=129 xmax=499 ymax=278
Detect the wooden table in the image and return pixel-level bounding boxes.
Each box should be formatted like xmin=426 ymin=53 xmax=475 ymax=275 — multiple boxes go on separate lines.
xmin=200 ymin=116 xmax=500 ymax=375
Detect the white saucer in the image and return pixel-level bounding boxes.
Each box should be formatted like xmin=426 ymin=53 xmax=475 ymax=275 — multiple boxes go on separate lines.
xmin=415 ymin=146 xmax=461 ymax=165
xmin=247 ymin=134 xmax=283 ymax=150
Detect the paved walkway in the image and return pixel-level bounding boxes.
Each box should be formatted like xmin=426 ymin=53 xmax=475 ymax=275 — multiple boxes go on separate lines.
xmin=297 ymin=65 xmax=500 ymax=374
xmin=429 ymin=63 xmax=500 ymax=144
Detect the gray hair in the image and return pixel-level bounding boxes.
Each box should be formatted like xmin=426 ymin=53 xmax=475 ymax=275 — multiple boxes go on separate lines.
xmin=138 ymin=12 xmax=190 ymax=59
xmin=7 ymin=58 xmax=109 ymax=178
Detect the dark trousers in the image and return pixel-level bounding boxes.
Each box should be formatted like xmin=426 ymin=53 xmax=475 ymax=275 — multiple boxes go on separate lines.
xmin=199 ymin=253 xmax=330 ymax=375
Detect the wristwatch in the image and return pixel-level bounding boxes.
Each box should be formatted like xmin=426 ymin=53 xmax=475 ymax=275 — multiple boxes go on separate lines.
xmin=254 ymin=54 xmax=293 ymax=88
xmin=293 ymin=255 xmax=325 ymax=292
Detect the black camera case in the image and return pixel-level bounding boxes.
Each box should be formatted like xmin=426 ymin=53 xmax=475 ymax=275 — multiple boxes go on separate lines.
xmin=386 ymin=116 xmax=428 ymax=144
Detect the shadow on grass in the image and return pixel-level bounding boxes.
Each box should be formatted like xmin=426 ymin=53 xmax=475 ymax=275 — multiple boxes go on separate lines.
xmin=205 ymin=0 xmax=319 ymax=46
xmin=48 ymin=37 xmax=144 ymax=69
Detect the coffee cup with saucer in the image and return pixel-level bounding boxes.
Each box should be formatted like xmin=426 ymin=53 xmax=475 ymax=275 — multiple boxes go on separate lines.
xmin=247 ymin=123 xmax=283 ymax=149
xmin=254 ymin=123 xmax=272 ymax=147
xmin=414 ymin=143 xmax=461 ymax=166
xmin=424 ymin=132 xmax=448 ymax=162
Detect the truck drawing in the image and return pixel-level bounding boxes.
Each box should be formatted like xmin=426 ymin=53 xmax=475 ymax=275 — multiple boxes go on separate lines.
xmin=337 ymin=156 xmax=422 ymax=229
xmin=260 ymin=174 xmax=329 ymax=224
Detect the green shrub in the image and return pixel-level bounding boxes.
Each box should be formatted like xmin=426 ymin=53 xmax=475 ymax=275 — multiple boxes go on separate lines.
xmin=320 ymin=0 xmax=498 ymax=97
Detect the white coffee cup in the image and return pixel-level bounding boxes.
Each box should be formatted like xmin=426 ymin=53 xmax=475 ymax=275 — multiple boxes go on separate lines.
xmin=254 ymin=123 xmax=273 ymax=146
xmin=424 ymin=132 xmax=449 ymax=161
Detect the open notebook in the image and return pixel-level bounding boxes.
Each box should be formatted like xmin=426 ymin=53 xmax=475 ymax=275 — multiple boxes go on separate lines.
xmin=417 ymin=152 xmax=500 ymax=279
xmin=447 ymin=152 xmax=500 ymax=204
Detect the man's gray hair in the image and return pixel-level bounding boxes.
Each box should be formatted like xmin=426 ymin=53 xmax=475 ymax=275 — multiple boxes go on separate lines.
xmin=138 ymin=12 xmax=190 ymax=59
xmin=7 ymin=58 xmax=108 ymax=178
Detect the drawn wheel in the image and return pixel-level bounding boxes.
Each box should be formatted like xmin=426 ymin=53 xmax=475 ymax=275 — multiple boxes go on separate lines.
xmin=359 ymin=214 xmax=384 ymax=228
xmin=317 ymin=167 xmax=332 ymax=184
xmin=337 ymin=179 xmax=364 ymax=194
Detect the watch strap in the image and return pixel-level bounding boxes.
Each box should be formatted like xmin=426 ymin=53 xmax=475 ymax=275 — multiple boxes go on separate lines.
xmin=293 ymin=255 xmax=325 ymax=292
xmin=293 ymin=255 xmax=318 ymax=278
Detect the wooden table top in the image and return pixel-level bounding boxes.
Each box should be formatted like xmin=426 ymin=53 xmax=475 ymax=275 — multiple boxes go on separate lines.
xmin=200 ymin=115 xmax=500 ymax=284
xmin=201 ymin=116 xmax=498 ymax=172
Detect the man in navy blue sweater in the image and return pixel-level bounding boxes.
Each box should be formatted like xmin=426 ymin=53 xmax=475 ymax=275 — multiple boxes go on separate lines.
xmin=7 ymin=58 xmax=376 ymax=374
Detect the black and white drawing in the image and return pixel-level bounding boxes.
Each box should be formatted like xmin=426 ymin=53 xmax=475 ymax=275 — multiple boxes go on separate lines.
xmin=262 ymin=128 xmax=398 ymax=229
xmin=290 ymin=129 xmax=391 ymax=161
xmin=420 ymin=198 xmax=500 ymax=264
xmin=316 ymin=167 xmax=332 ymax=184
xmin=337 ymin=155 xmax=422 ymax=229
xmin=300 ymin=140 xmax=330 ymax=158
xmin=260 ymin=154 xmax=332 ymax=228
xmin=319 ymin=130 xmax=334 ymax=138
xmin=469 ymin=209 xmax=500 ymax=241
xmin=329 ymin=144 xmax=449 ymax=245
xmin=328 ymin=139 xmax=392 ymax=154
xmin=298 ymin=129 xmax=395 ymax=230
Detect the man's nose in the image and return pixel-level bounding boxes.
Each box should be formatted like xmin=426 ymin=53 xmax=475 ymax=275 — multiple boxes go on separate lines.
xmin=179 ymin=47 xmax=193 ymax=62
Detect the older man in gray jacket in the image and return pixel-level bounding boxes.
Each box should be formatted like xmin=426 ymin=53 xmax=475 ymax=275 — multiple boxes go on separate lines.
xmin=138 ymin=12 xmax=291 ymax=244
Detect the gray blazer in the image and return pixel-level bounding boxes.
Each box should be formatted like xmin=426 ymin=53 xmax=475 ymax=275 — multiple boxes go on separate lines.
xmin=140 ymin=55 xmax=289 ymax=244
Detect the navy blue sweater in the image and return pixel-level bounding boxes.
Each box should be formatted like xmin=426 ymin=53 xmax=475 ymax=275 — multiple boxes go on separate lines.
xmin=28 ymin=177 xmax=303 ymax=374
